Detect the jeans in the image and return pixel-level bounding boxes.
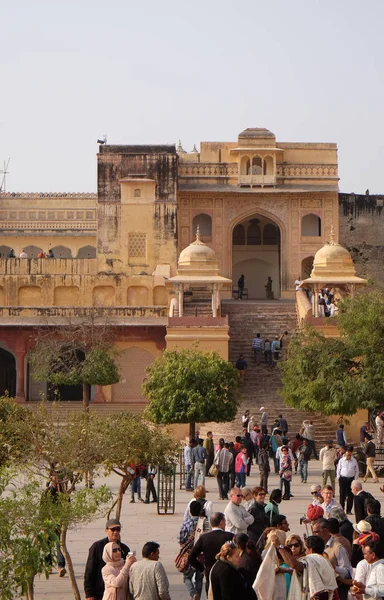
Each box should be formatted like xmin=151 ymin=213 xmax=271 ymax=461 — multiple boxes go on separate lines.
xmin=217 ymin=471 xmax=229 ymax=499
xmin=229 ymin=470 xmax=236 ymax=491
xmin=185 ymin=464 xmax=193 ymax=489
xmin=339 ymin=476 xmax=354 ymax=513
xmin=131 ymin=477 xmax=142 ymax=499
xmin=322 ymin=469 xmax=336 ymax=490
xmin=183 ymin=567 xmax=203 ymax=597
xmin=194 ymin=462 xmax=205 ymax=489
xmin=307 ymin=439 xmax=318 ymax=460
xmin=281 ymin=478 xmax=290 ymax=499
xmin=259 ymin=469 xmax=269 ymax=492
xmin=299 ymin=459 xmax=308 ymax=482
xmin=254 ymin=348 xmax=262 ymax=363
xmin=236 ymin=472 xmax=246 ymax=488
xmin=273 ymin=454 xmax=280 ymax=473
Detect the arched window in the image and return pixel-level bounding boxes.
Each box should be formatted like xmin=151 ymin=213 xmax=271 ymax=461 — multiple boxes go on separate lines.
xmin=301 ymin=256 xmax=314 ymax=278
xmin=233 ymin=224 xmax=245 ymax=245
xmin=0 ymin=245 xmax=12 ymax=259
xmin=192 ymin=214 xmax=212 ymax=239
xmin=0 ymin=347 xmax=16 ymax=397
xmin=240 ymin=156 xmax=250 ymax=175
xmin=50 ymin=246 xmax=72 ymax=258
xmin=134 ymin=188 xmax=141 ymax=198
xmin=77 ymin=245 xmax=96 ymax=258
xmin=250 ymin=157 xmax=262 ymax=175
xmin=23 ymin=245 xmax=43 ymax=258
xmin=264 ymin=156 xmax=274 ymax=175
xmin=247 ymin=222 xmax=261 ymax=245
xmin=302 ymin=214 xmax=321 ymax=236
xmin=263 ymin=223 xmax=279 ymax=245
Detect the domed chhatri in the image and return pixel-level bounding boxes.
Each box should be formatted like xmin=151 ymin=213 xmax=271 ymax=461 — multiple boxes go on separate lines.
xmin=311 ymin=227 xmax=357 ymax=279
xmin=178 ymin=226 xmax=219 ymax=275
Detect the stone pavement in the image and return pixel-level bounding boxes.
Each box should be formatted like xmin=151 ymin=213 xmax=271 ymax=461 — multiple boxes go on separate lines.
xmin=34 ymin=464 xmax=382 ymax=599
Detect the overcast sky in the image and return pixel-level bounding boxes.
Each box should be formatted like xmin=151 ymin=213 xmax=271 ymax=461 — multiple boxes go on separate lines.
xmin=1 ymin=0 xmax=383 ymax=194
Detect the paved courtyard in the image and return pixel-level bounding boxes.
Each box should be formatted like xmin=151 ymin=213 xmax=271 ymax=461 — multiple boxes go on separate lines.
xmin=34 ymin=463 xmax=382 ymax=599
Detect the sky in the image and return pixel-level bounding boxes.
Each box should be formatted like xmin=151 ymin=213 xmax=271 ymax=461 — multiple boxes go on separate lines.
xmin=1 ymin=0 xmax=383 ymax=194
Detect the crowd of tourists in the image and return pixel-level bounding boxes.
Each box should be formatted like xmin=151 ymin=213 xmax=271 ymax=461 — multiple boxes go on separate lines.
xmin=51 ymin=412 xmax=384 ymax=600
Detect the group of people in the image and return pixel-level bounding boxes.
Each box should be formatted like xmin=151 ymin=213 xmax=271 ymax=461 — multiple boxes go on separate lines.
xmin=2 ymin=248 xmax=55 ymax=258
xmin=295 ymin=278 xmax=338 ymax=318
xmin=236 ymin=275 xmax=274 ymax=301
xmin=234 ymin=331 xmax=288 ymax=379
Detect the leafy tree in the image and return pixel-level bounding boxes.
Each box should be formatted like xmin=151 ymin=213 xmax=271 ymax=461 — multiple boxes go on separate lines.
xmin=100 ymin=413 xmax=178 ymax=519
xmin=29 ymin=312 xmax=120 ymax=408
xmin=142 ymin=347 xmax=240 ymax=438
xmin=281 ymin=290 xmax=384 ymax=416
xmin=0 ymin=396 xmax=34 ymax=468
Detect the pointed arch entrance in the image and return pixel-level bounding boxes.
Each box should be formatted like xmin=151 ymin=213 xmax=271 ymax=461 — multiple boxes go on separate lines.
xmin=0 ymin=348 xmax=17 ymax=397
xmin=232 ymin=213 xmax=281 ymax=298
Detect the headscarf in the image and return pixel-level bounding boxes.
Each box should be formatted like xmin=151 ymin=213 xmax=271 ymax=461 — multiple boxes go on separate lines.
xmin=102 ymin=541 xmax=124 ymax=566
xmin=264 ymin=528 xmax=286 ymax=550
xmin=357 ymin=532 xmax=380 ymax=546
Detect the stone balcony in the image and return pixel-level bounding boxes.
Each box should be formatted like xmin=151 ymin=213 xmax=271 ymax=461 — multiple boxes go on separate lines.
xmin=238 ymin=174 xmax=276 ymax=187
xmin=0 ymin=258 xmax=98 ymax=275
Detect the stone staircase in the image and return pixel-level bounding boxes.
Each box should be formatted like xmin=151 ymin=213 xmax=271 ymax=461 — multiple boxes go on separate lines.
xmin=199 ymin=300 xmax=335 ymax=447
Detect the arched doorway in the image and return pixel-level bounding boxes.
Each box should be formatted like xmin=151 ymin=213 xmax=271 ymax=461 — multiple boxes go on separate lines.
xmin=0 ymin=348 xmax=16 ymax=397
xmin=232 ymin=214 xmax=281 ymax=298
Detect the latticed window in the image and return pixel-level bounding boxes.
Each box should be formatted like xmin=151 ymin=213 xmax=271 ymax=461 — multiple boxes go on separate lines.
xmin=128 ymin=233 xmax=146 ymax=257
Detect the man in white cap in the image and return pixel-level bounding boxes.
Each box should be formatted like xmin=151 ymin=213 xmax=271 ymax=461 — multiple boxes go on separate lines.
xmin=259 ymin=407 xmax=268 ymax=435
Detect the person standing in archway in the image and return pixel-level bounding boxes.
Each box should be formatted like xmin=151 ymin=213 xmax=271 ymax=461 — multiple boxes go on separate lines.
xmin=238 ymin=274 xmax=245 ymax=299
xmin=265 ymin=277 xmax=273 ymax=300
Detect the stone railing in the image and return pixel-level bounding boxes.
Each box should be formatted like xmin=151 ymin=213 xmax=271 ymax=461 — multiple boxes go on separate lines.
xmin=178 ymin=163 xmax=238 ymax=178
xmin=238 ymin=174 xmax=276 ymax=186
xmin=295 ymin=289 xmax=312 ymax=325
xmin=0 ymin=258 xmax=98 ymax=275
xmin=0 ymin=192 xmax=97 ymax=198
xmin=277 ymin=164 xmax=338 ymax=178
xmin=0 ymin=221 xmax=97 ymax=231
xmin=0 ymin=306 xmax=168 ymax=318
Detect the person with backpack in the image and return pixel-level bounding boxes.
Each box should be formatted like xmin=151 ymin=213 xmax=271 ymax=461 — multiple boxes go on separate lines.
xmin=177 ymin=501 xmax=205 ymax=600
xmin=271 ymin=336 xmax=280 ymax=363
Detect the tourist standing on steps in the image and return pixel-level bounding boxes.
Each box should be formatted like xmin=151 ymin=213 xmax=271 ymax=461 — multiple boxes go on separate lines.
xmin=271 ymin=336 xmax=280 ymax=363
xmin=251 ymin=333 xmax=263 ymax=363
xmin=238 ymin=274 xmax=245 ymax=299
xmin=259 ymin=406 xmax=268 ymax=435
xmin=336 ymin=446 xmax=359 ymax=514
xmin=235 ymin=354 xmax=247 ymax=380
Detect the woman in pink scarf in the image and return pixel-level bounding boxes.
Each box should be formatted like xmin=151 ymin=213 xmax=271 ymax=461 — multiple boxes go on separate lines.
xmin=101 ymin=541 xmax=136 ymax=600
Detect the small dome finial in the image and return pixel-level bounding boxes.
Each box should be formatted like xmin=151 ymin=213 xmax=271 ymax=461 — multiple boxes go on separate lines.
xmin=196 ymin=224 xmax=201 ymax=241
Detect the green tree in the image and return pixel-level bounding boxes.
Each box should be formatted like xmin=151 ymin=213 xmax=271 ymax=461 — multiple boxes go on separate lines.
xmin=142 ymin=347 xmax=240 ymax=438
xmin=100 ymin=413 xmax=178 ymax=520
xmin=281 ymin=290 xmax=384 ymax=416
xmin=29 ymin=312 xmax=120 ymax=408
xmin=0 ymin=396 xmax=34 ymax=468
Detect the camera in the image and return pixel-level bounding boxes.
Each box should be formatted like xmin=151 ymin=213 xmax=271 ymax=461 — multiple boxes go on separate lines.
xmin=299 ymin=516 xmax=306 ymax=525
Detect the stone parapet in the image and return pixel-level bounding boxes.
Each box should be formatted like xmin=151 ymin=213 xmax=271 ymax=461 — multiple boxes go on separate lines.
xmin=0 ymin=258 xmax=98 ymax=275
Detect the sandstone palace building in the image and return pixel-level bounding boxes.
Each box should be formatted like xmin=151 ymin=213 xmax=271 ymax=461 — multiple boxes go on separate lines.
xmin=0 ymin=127 xmax=366 ymax=407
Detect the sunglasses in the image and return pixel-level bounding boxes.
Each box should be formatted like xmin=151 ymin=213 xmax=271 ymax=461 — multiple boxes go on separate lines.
xmin=311 ymin=492 xmax=319 ymax=495
xmin=109 ymin=527 xmax=121 ymax=532
xmin=235 ymin=494 xmax=243 ymax=498
xmin=112 ymin=547 xmax=122 ymax=553
xmin=287 ymin=543 xmax=300 ymax=548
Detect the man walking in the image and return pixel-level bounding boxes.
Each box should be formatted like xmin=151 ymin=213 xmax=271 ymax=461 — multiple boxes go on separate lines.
xmin=259 ymin=406 xmax=268 ymax=435
xmin=336 ymin=446 xmax=359 ymax=514
xmin=252 ymin=333 xmax=263 ymax=363
xmin=216 ymin=442 xmax=233 ymax=500
xmin=278 ymin=414 xmax=288 ymax=437
xmin=144 ymin=464 xmax=158 ymax=504
xmin=184 ymin=439 xmax=195 ymax=491
xmin=224 ymin=487 xmax=254 ymax=535
xmin=192 ymin=438 xmax=207 ymax=489
xmin=204 ymin=431 xmax=215 ymax=475
xmin=129 ymin=541 xmax=171 ymax=600
xmin=189 ymin=512 xmax=234 ymax=594
xmin=301 ymin=419 xmax=319 ymax=460
xmin=320 ymin=440 xmax=337 ymax=489
xmin=84 ymin=518 xmax=130 ymax=600
xmin=351 ymin=480 xmax=373 ymax=523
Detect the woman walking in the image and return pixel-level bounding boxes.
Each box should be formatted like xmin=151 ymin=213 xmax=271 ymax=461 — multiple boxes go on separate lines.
xmin=279 ymin=446 xmax=292 ymax=500
xmin=101 ymin=542 xmax=136 ymax=600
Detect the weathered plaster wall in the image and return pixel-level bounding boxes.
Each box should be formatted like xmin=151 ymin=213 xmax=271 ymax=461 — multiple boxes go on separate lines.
xmin=339 ymin=193 xmax=384 ymax=286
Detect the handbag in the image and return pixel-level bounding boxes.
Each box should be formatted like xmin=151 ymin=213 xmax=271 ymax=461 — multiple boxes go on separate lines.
xmin=175 ymin=528 xmax=196 ymax=573
xmin=208 ymin=463 xmax=219 ymax=477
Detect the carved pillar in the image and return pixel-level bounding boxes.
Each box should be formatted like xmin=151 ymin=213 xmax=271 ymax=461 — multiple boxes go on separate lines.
xmin=16 ymin=350 xmax=26 ymax=402
xmin=313 ymin=287 xmax=319 ymax=318
xmin=178 ymin=283 xmax=184 ymax=318
xmin=212 ymin=284 xmax=218 ymax=317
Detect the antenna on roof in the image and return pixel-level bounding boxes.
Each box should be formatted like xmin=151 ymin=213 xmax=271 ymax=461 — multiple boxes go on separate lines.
xmin=0 ymin=158 xmax=10 ymax=192
xmin=97 ymin=134 xmax=108 ymax=145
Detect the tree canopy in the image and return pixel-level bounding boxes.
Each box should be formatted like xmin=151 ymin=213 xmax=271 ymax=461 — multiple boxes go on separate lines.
xmin=281 ymin=290 xmax=384 ymax=416
xmin=142 ymin=347 xmax=240 ymax=435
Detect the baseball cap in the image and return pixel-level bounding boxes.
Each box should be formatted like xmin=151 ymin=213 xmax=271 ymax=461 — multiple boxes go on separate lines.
xmin=106 ymin=518 xmax=121 ymax=529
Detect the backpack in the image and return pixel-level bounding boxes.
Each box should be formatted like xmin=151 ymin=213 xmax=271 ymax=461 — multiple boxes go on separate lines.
xmin=175 ymin=516 xmax=205 ymax=573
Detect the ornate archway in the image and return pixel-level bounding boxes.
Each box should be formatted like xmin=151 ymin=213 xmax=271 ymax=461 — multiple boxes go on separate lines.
xmin=0 ymin=348 xmax=16 ymax=397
